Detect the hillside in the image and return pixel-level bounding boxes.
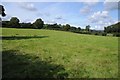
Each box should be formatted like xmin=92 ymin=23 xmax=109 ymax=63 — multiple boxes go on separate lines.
xmin=105 ymin=22 xmax=120 ymax=33
xmin=2 ymin=28 xmax=118 ymax=78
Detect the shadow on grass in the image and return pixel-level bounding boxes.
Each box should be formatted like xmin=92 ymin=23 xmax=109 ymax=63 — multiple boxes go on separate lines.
xmin=2 ymin=50 xmax=68 ymax=79
xmin=1 ymin=36 xmax=48 ymax=40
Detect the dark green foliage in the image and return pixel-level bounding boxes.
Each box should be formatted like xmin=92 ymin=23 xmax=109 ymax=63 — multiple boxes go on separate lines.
xmin=113 ymin=33 xmax=120 ymax=37
xmin=0 ymin=5 xmax=6 ymax=17
xmin=33 ymin=18 xmax=44 ymax=29
xmin=104 ymin=22 xmax=120 ymax=33
xmin=104 ymin=22 xmax=120 ymax=37
xmin=85 ymin=25 xmax=90 ymax=32
xmin=9 ymin=17 xmax=20 ymax=28
xmin=2 ymin=21 xmax=9 ymax=27
xmin=43 ymin=23 xmax=61 ymax=30
xmin=94 ymin=33 xmax=99 ymax=35
xmin=77 ymin=31 xmax=89 ymax=34
xmin=20 ymin=23 xmax=33 ymax=29
xmin=93 ymin=32 xmax=107 ymax=36
xmin=78 ymin=27 xmax=81 ymax=31
xmin=63 ymin=24 xmax=70 ymax=31
xmin=102 ymin=33 xmax=107 ymax=36
xmin=69 ymin=27 xmax=77 ymax=32
xmin=43 ymin=24 xmax=48 ymax=29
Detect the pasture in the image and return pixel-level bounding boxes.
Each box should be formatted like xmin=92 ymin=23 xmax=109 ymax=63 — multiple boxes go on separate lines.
xmin=1 ymin=28 xmax=118 ymax=78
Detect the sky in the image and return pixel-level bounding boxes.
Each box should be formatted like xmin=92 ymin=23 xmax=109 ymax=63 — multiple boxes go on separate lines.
xmin=1 ymin=0 xmax=119 ymax=30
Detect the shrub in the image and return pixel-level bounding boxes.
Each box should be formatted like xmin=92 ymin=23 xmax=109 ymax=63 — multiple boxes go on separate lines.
xmin=113 ymin=33 xmax=120 ymax=37
xmin=102 ymin=33 xmax=107 ymax=36
xmin=94 ymin=33 xmax=99 ymax=35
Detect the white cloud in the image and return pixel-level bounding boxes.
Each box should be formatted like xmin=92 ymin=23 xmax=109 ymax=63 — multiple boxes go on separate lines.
xmin=36 ymin=12 xmax=50 ymax=17
xmin=104 ymin=0 xmax=120 ymax=2
xmin=83 ymin=1 xmax=99 ymax=6
xmin=2 ymin=0 xmax=101 ymax=2
xmin=104 ymin=0 xmax=120 ymax=11
xmin=89 ymin=11 xmax=109 ymax=23
xmin=45 ymin=16 xmax=67 ymax=24
xmin=22 ymin=19 xmax=33 ymax=23
xmin=45 ymin=20 xmax=56 ymax=24
xmin=94 ymin=25 xmax=104 ymax=30
xmin=80 ymin=1 xmax=99 ymax=15
xmin=55 ymin=16 xmax=63 ymax=20
xmin=54 ymin=16 xmax=66 ymax=21
xmin=2 ymin=0 xmax=120 ymax=2
xmin=80 ymin=6 xmax=92 ymax=14
xmin=18 ymin=2 xmax=37 ymax=11
xmin=88 ymin=11 xmax=116 ymax=30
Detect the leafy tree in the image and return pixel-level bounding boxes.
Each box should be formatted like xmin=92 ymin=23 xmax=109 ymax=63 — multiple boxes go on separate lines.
xmin=33 ymin=18 xmax=44 ymax=29
xmin=9 ymin=17 xmax=20 ymax=28
xmin=0 ymin=5 xmax=6 ymax=17
xmin=85 ymin=25 xmax=90 ymax=31
xmin=78 ymin=27 xmax=81 ymax=31
xmin=63 ymin=24 xmax=70 ymax=31
xmin=104 ymin=27 xmax=107 ymax=32
xmin=58 ymin=24 xmax=62 ymax=28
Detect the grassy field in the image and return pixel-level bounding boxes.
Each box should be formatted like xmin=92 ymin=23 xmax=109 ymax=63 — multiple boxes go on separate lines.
xmin=1 ymin=28 xmax=118 ymax=78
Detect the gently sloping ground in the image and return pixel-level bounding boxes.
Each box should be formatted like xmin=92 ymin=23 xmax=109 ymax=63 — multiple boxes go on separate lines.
xmin=2 ymin=28 xmax=118 ymax=78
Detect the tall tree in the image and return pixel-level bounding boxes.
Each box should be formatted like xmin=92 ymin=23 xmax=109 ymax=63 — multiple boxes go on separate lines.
xmin=86 ymin=25 xmax=90 ymax=31
xmin=0 ymin=5 xmax=6 ymax=17
xmin=9 ymin=17 xmax=20 ymax=28
xmin=33 ymin=18 xmax=44 ymax=29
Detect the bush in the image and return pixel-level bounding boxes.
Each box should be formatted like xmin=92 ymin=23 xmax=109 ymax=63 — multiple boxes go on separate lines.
xmin=113 ymin=33 xmax=120 ymax=37
xmin=94 ymin=33 xmax=99 ymax=35
xmin=102 ymin=33 xmax=107 ymax=36
xmin=75 ymin=31 xmax=92 ymax=35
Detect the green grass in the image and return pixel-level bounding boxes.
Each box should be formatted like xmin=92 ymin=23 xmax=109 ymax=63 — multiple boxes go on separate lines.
xmin=1 ymin=28 xmax=118 ymax=78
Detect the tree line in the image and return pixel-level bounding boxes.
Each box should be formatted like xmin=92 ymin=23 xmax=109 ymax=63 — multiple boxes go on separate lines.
xmin=2 ymin=17 xmax=87 ymax=32
xmin=2 ymin=17 xmax=120 ymax=37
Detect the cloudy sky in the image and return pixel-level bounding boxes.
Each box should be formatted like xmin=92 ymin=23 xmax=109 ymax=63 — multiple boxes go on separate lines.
xmin=1 ymin=0 xmax=119 ymax=30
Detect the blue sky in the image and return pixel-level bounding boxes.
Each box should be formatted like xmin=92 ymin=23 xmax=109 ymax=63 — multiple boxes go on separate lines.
xmin=1 ymin=1 xmax=119 ymax=30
